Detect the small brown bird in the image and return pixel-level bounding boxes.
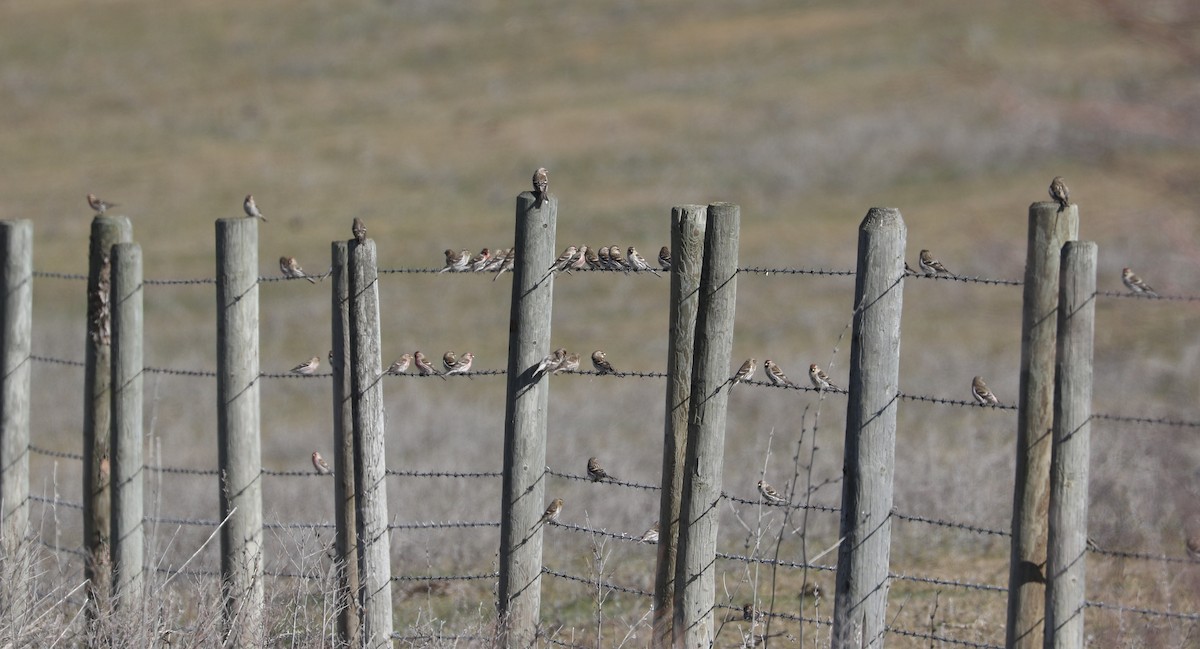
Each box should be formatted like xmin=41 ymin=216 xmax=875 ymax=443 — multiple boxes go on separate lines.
xmin=638 ymin=522 xmax=659 ymax=544
xmin=742 ymin=604 xmax=763 ymax=622
xmin=468 ymin=248 xmax=491 ymax=272
xmin=546 ymin=246 xmax=579 ymax=275
xmin=532 ymin=167 xmax=549 ymax=208
xmin=597 ymin=247 xmax=612 ymax=269
xmin=243 ymin=194 xmax=267 ymax=221
xmin=758 ymin=480 xmax=788 ymax=505
xmin=290 ymin=356 xmax=321 ymax=375
xmin=87 ymin=193 xmax=119 ymax=215
xmin=584 ymin=247 xmax=603 ymax=270
xmin=971 ymin=376 xmax=999 ymax=406
xmin=533 ymin=348 xmax=566 ymax=377
xmin=1121 ymin=267 xmax=1158 ymax=297
xmin=446 ymin=352 xmax=474 ymax=376
xmin=553 ymin=352 xmax=581 ymax=374
xmin=587 ymin=457 xmax=615 ymax=482
xmin=439 ymin=249 xmax=469 ymax=273
xmin=568 ymin=246 xmax=589 ymax=273
xmin=414 ymin=351 xmax=446 ymax=380
xmin=627 ymin=246 xmax=661 ymax=277
xmin=1049 ymin=176 xmax=1070 ymax=212
xmin=538 ymin=497 xmax=563 ymax=526
xmin=591 ymin=350 xmax=617 ymax=374
xmin=492 ymin=248 xmax=516 ymax=281
xmin=918 ymin=249 xmax=952 ymax=276
xmin=608 ymin=245 xmax=629 ymax=272
xmin=280 ymin=256 xmax=317 ymax=283
xmin=809 ymin=364 xmax=838 ymax=391
xmin=763 ymin=359 xmax=795 ymax=387
xmin=386 ymin=354 xmax=412 ymax=375
xmin=442 ymin=351 xmax=458 ymax=372
xmin=659 ymin=246 xmax=672 ymax=271
xmin=352 ymin=217 xmax=367 ymax=244
xmin=731 ymin=358 xmax=757 ymax=386
xmin=311 ymin=451 xmax=333 ymax=476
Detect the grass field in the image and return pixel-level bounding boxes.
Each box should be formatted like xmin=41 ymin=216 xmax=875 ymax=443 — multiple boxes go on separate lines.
xmin=4 ymin=0 xmax=1200 ymax=646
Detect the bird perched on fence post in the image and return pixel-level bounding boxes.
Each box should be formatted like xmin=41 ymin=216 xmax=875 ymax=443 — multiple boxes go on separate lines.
xmin=1121 ymin=267 xmax=1158 ymax=297
xmin=1049 ymin=176 xmax=1070 ymax=212
xmin=243 ymin=194 xmax=267 ymax=221
xmin=280 ymin=256 xmax=318 ymax=283
xmin=971 ymin=376 xmax=999 ymax=406
xmin=532 ymin=167 xmax=549 ymax=208
xmin=87 ymin=193 xmax=119 ymax=216
xmin=352 ymin=217 xmax=367 ymax=244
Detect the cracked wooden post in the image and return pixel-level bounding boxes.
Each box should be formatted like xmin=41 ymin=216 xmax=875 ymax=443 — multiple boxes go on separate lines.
xmin=831 ymin=207 xmax=906 ymax=648
xmin=0 ymin=220 xmax=32 ymax=554
xmin=216 ymin=217 xmax=264 ymax=647
xmin=1006 ymin=202 xmax=1078 ymax=649
xmin=497 ymin=189 xmax=557 ymax=649
xmin=330 ymin=240 xmax=361 ymax=647
xmin=109 ymin=241 xmax=144 ymax=611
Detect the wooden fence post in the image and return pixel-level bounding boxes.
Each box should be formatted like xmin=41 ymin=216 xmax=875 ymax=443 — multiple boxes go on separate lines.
xmin=109 ymin=242 xmax=144 ymax=610
xmin=349 ymin=237 xmax=393 ymax=647
xmin=1043 ymin=241 xmax=1096 ymax=649
xmin=497 ymin=190 xmax=557 ymax=648
xmin=1006 ymin=202 xmax=1078 ymax=649
xmin=831 ymin=207 xmax=906 ymax=649
xmin=330 ymin=240 xmax=361 ymax=647
xmin=673 ymin=202 xmax=739 ymax=649
xmin=0 ymin=220 xmax=33 ymax=553
xmin=653 ymin=204 xmax=707 ymax=648
xmin=83 ymin=216 xmax=131 ymax=609
xmin=215 ymin=217 xmax=264 ymax=647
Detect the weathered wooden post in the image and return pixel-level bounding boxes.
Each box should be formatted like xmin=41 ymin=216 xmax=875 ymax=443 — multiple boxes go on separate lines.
xmin=330 ymin=240 xmax=360 ymax=647
xmin=1007 ymin=202 xmax=1078 ymax=649
xmin=673 ymin=202 xmax=739 ymax=649
xmin=0 ymin=220 xmax=33 ymax=552
xmin=831 ymin=207 xmax=906 ymax=649
xmin=83 ymin=216 xmax=131 ymax=608
xmin=653 ymin=204 xmax=707 ymax=648
xmin=349 ymin=236 xmax=393 ymax=647
xmin=1043 ymin=241 xmax=1095 ymax=649
xmin=109 ymin=242 xmax=144 ymax=610
xmin=497 ymin=189 xmax=557 ymax=648
xmin=216 ymin=217 xmax=264 ymax=647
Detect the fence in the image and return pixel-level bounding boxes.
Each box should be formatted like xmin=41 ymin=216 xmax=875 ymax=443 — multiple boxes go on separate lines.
xmin=1 ymin=190 xmax=1199 ymax=648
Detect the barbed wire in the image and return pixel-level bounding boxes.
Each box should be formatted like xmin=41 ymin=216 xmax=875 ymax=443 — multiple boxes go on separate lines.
xmin=388 ymin=520 xmax=500 ymax=531
xmin=391 ymin=572 xmax=498 ymax=583
xmin=545 ymin=468 xmax=661 ymax=492
xmin=1088 ymin=546 xmax=1199 ymax=565
xmin=1090 ymin=411 xmax=1200 ymax=429
xmin=888 ymin=569 xmax=1006 ymax=594
xmin=29 ymin=494 xmax=84 ymax=511
xmin=385 ymin=468 xmax=502 ymax=479
xmin=391 ymin=633 xmax=494 ymax=645
xmin=714 ymin=601 xmax=833 ymax=628
xmin=1086 ymin=599 xmax=1200 ymax=621
xmin=722 ymin=492 xmax=840 ymax=514
xmin=1096 ymin=289 xmax=1200 ymax=303
xmin=736 ymin=266 xmax=855 ymax=277
xmin=551 ymin=520 xmax=663 ymax=546
xmin=885 ymin=626 xmax=1003 ymax=649
xmin=28 ymin=445 xmax=84 ymax=460
xmin=891 ymin=511 xmax=1010 ymax=538
xmin=541 ymin=566 xmax=652 ymax=599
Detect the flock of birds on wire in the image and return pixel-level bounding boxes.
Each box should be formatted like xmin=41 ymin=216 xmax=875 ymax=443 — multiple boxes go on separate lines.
xmin=90 ymin=171 xmax=1175 ymax=555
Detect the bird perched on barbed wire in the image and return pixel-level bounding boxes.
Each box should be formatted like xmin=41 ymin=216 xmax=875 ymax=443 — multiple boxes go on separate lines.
xmin=446 ymin=352 xmax=474 ymax=376
xmin=757 ymin=480 xmax=788 ymax=506
xmin=627 ymin=246 xmax=661 ymax=277
xmin=87 ymin=193 xmax=119 ymax=216
xmin=352 ymin=217 xmax=367 ymax=244
xmin=554 ymin=352 xmax=581 ymax=375
xmin=442 ymin=351 xmax=457 ymax=372
xmin=1049 ymin=176 xmax=1070 ymax=212
xmin=727 ymin=358 xmax=757 ymax=391
xmin=659 ymin=246 xmax=672 ymax=271
xmin=534 ymin=348 xmax=567 ymax=378
xmin=537 ymin=498 xmax=563 ymax=527
xmin=280 ymin=256 xmax=318 ymax=283
xmin=591 ymin=350 xmax=617 ymax=375
xmin=597 ymin=247 xmax=612 ymax=269
xmin=532 ymin=167 xmax=549 ymax=208
xmin=638 ymin=522 xmax=659 ymax=544
xmin=587 ymin=457 xmax=615 ymax=482
xmin=808 ymin=364 xmax=838 ymax=392
xmin=918 ymin=249 xmax=952 ymax=276
xmin=492 ymin=248 xmax=516 ymax=281
xmin=742 ymin=604 xmax=764 ymax=622
xmin=386 ymin=354 xmax=412 ymax=375
xmin=290 ymin=356 xmax=321 ymax=375
xmin=971 ymin=376 xmax=999 ymax=406
xmin=413 ymin=351 xmax=446 ymax=380
xmin=1121 ymin=267 xmax=1158 ymax=297
xmin=243 ymin=194 xmax=267 ymax=221
xmin=311 ymin=451 xmax=333 ymax=476
xmin=439 ymin=249 xmax=469 ymax=273
xmin=584 ymin=246 xmax=602 ymax=270
xmin=608 ymin=245 xmax=630 ymax=272
xmin=763 ymin=359 xmax=795 ymax=388
xmin=546 ymin=245 xmax=579 ymax=278
xmin=465 ymin=248 xmax=489 ymax=272
xmin=569 ymin=246 xmax=589 ymax=273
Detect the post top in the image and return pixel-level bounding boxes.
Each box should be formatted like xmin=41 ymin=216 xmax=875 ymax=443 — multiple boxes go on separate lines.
xmin=860 ymin=207 xmax=904 ymax=231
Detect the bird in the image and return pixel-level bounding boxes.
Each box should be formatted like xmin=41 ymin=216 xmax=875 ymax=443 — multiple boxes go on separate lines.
xmin=757 ymin=480 xmax=788 ymax=505
xmin=532 ymin=167 xmax=549 ymax=208
xmin=742 ymin=604 xmax=763 ymax=622
xmin=1186 ymin=532 xmax=1200 ymax=561
xmin=553 ymin=352 xmax=581 ymax=374
xmin=808 ymin=364 xmax=838 ymax=391
xmin=546 ymin=246 xmax=579 ymax=276
xmin=537 ymin=497 xmax=563 ymax=526
xmin=1121 ymin=267 xmax=1158 ymax=297
xmin=608 ymin=245 xmax=629 ymax=272
xmin=763 ymin=360 xmax=795 ymax=388
xmin=439 ymin=249 xmax=469 ymax=273
xmin=243 ymin=194 xmax=267 ymax=221
xmin=584 ymin=247 xmax=602 ymax=270
xmin=482 ymin=249 xmax=508 ymax=272
xmin=290 ymin=357 xmax=321 ymax=375
xmin=731 ymin=358 xmax=757 ymax=386
xmin=587 ymin=457 xmax=615 ymax=482
xmin=386 ymin=354 xmax=412 ymax=375
xmin=971 ymin=376 xmax=999 ymax=406
xmin=591 ymin=350 xmax=617 ymax=375
xmin=311 ymin=451 xmax=333 ymax=476
xmin=442 ymin=351 xmax=458 ymax=372
xmin=918 ymin=249 xmax=952 ymax=276
xmin=597 ymin=247 xmax=612 ymax=270
xmin=568 ymin=246 xmax=589 ymax=273
xmin=659 ymin=246 xmax=672 ymax=271
xmin=280 ymin=256 xmax=317 ymax=284
xmin=1049 ymin=176 xmax=1070 ymax=212
xmin=87 ymin=193 xmax=119 ymax=215
xmin=534 ymin=348 xmax=567 ymax=377
xmin=468 ymin=248 xmax=491 ymax=272
xmin=446 ymin=352 xmax=474 ymax=376
xmin=352 ymin=217 xmax=367 ymax=244
xmin=413 ymin=351 xmax=446 ymax=380
xmin=492 ymin=248 xmax=516 ymax=281
xmin=638 ymin=522 xmax=659 ymax=544
xmin=627 ymin=246 xmax=661 ymax=277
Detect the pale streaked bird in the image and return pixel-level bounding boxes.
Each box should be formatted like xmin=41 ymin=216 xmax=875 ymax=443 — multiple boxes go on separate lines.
xmin=918 ymin=249 xmax=952 ymax=276
xmin=243 ymin=194 xmax=267 ymax=221
xmin=492 ymin=248 xmax=516 ymax=281
xmin=446 ymin=351 xmax=474 ymax=376
xmin=608 ymin=245 xmax=629 ymax=272
xmin=546 ymin=245 xmax=579 ymax=275
xmin=627 ymin=246 xmax=661 ymax=276
xmin=439 ymin=249 xmax=469 ymax=273
xmin=731 ymin=358 xmax=757 ymax=385
xmin=352 ymin=217 xmax=367 ymax=244
xmin=87 ymin=193 xmax=118 ymax=215
xmin=763 ymin=359 xmax=795 ymax=387
xmin=591 ymin=350 xmax=616 ymax=374
xmin=809 ymin=364 xmax=838 ymax=391
xmin=1049 ymin=176 xmax=1070 ymax=212
xmin=659 ymin=246 xmax=672 ymax=271
xmin=584 ymin=246 xmax=602 ymax=270
xmin=1121 ymin=267 xmax=1158 ymax=297
xmin=280 ymin=256 xmax=317 ymax=283
xmin=553 ymin=352 xmax=581 ymax=375
xmin=532 ymin=167 xmax=549 ymax=208
xmin=290 ymin=356 xmax=321 ymax=375
xmin=639 ymin=522 xmax=659 ymax=544
xmin=757 ymin=480 xmax=788 ymax=505
xmin=311 ymin=451 xmax=333 ymax=476
xmin=534 ymin=348 xmax=567 ymax=377
xmin=538 ymin=497 xmax=563 ymax=526
xmin=442 ymin=351 xmax=457 ymax=372
xmin=971 ymin=375 xmax=999 ymax=406
xmin=587 ymin=457 xmax=615 ymax=482
xmin=386 ymin=353 xmax=412 ymax=375
xmin=413 ymin=351 xmax=446 ymax=380
xmin=597 ymin=247 xmax=612 ymax=270
xmin=468 ymin=248 xmax=491 ymax=272
xmin=568 ymin=245 xmax=589 ymax=273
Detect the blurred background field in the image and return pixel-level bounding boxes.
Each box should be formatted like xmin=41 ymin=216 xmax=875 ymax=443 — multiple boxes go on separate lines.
xmin=4 ymin=0 xmax=1200 ymax=645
